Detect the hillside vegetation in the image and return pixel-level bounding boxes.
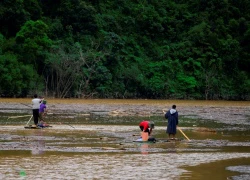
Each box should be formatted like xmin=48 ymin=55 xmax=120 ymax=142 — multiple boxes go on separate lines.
xmin=0 ymin=0 xmax=249 ymax=100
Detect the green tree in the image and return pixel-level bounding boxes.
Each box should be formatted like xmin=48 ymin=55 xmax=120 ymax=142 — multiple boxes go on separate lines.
xmin=15 ymin=20 xmax=52 ymax=74
xmin=0 ymin=0 xmax=42 ymax=37
xmin=0 ymin=53 xmax=38 ymax=96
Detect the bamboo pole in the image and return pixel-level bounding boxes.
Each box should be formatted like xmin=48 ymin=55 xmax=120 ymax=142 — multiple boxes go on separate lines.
xmin=25 ymin=115 xmax=33 ymax=126
xmin=178 ymin=127 xmax=191 ymax=141
xmin=8 ymin=115 xmax=32 ymax=119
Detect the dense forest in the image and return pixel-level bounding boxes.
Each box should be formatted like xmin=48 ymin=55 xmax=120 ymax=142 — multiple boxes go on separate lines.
xmin=0 ymin=0 xmax=249 ymax=100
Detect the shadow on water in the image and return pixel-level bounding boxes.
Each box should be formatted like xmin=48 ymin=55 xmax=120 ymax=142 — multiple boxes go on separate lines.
xmin=0 ymin=99 xmax=250 ymax=179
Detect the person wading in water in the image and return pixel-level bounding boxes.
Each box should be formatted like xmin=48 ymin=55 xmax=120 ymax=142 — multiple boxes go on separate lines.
xmin=164 ymin=105 xmax=179 ymax=140
xmin=31 ymin=94 xmax=42 ymax=126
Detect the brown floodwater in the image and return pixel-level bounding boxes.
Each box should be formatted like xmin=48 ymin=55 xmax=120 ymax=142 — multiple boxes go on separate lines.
xmin=0 ymin=99 xmax=250 ymax=179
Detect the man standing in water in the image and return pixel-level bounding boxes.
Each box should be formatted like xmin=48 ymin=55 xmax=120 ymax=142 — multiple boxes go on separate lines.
xmin=164 ymin=105 xmax=178 ymax=139
xmin=32 ymin=94 xmax=42 ymax=126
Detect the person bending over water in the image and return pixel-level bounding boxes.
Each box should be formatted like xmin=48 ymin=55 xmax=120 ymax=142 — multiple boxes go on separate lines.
xmin=139 ymin=120 xmax=154 ymax=136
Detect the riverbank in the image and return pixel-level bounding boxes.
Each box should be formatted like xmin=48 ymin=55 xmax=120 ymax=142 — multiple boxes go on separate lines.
xmin=0 ymin=99 xmax=250 ymax=125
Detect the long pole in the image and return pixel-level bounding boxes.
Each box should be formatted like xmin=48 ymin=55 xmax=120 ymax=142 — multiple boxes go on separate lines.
xmin=178 ymin=127 xmax=191 ymax=141
xmin=26 ymin=115 xmax=33 ymax=126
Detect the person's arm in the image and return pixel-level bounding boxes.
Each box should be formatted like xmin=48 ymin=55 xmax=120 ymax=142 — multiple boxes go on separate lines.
xmin=176 ymin=112 xmax=178 ymax=126
xmin=44 ymin=105 xmax=47 ymax=114
xmin=40 ymin=98 xmax=44 ymax=104
xmin=164 ymin=111 xmax=169 ymax=119
xmin=149 ymin=128 xmax=152 ymax=135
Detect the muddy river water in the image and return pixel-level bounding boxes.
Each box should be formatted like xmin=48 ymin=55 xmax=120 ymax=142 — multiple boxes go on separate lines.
xmin=0 ymin=99 xmax=250 ymax=179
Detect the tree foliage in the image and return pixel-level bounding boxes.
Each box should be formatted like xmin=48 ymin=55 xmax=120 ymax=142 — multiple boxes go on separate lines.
xmin=0 ymin=0 xmax=249 ymax=100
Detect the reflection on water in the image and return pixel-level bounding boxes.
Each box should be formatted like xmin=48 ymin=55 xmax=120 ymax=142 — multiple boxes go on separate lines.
xmin=0 ymin=124 xmax=250 ymax=179
xmin=1 ymin=153 xmax=250 ymax=179
xmin=30 ymin=130 xmax=45 ymax=155
xmin=140 ymin=143 xmax=149 ymax=155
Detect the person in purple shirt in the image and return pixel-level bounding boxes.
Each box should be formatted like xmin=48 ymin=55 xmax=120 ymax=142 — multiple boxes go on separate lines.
xmin=39 ymin=100 xmax=47 ymax=126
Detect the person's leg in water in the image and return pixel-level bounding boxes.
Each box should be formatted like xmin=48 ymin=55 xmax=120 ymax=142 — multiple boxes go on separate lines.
xmin=39 ymin=112 xmax=44 ymax=126
xmin=33 ymin=109 xmax=39 ymax=126
xmin=169 ymin=133 xmax=175 ymax=140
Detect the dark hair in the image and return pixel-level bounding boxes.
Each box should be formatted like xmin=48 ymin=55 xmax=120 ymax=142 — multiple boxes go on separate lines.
xmin=149 ymin=121 xmax=155 ymax=129
xmin=34 ymin=94 xmax=38 ymax=98
xmin=172 ymin=105 xmax=176 ymax=109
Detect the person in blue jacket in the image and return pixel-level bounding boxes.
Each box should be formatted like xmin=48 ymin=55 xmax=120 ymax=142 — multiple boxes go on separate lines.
xmin=164 ymin=105 xmax=178 ymax=139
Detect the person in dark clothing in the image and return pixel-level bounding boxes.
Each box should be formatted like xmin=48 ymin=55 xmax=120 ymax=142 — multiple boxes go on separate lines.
xmin=164 ymin=105 xmax=178 ymax=139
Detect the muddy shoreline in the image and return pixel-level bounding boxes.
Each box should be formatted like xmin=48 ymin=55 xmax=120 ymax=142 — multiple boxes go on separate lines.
xmin=0 ymin=99 xmax=250 ymax=125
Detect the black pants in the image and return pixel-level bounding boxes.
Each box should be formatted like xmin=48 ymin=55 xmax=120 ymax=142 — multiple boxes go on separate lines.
xmin=32 ymin=109 xmax=39 ymax=125
xmin=139 ymin=126 xmax=150 ymax=133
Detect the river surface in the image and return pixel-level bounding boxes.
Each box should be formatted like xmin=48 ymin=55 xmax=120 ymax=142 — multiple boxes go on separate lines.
xmin=0 ymin=99 xmax=250 ymax=179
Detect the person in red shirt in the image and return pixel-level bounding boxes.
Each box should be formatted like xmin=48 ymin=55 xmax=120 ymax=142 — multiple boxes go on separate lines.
xmin=139 ymin=120 xmax=154 ymax=135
